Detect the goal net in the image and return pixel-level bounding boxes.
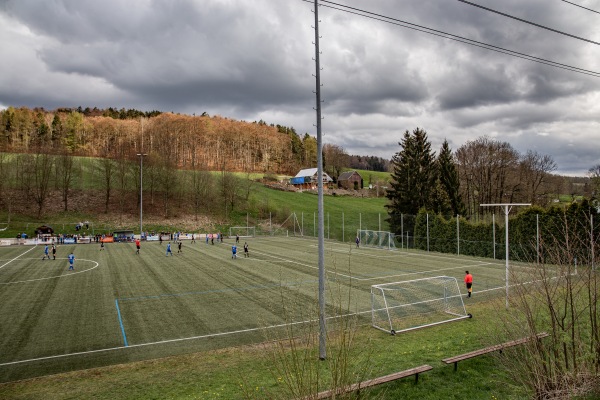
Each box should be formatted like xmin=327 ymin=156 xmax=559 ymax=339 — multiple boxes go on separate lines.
xmin=358 ymin=229 xmax=396 ymax=250
xmin=228 ymin=226 xmax=256 ymax=238
xmin=371 ymin=276 xmax=471 ymax=335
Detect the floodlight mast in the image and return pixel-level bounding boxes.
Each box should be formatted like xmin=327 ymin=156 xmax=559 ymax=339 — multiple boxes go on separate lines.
xmin=480 ymin=203 xmax=530 ymax=309
xmin=313 ymin=0 xmax=326 ymax=360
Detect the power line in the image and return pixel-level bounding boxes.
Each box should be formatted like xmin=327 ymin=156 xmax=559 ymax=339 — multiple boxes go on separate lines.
xmin=457 ymin=0 xmax=600 ymax=45
xmin=561 ymin=0 xmax=600 ymax=15
xmin=308 ymin=0 xmax=600 ymax=78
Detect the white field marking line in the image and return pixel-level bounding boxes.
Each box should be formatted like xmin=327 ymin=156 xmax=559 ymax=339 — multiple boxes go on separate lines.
xmin=307 ymin=242 xmax=504 ymax=266
xmin=356 ymin=262 xmax=495 ymax=282
xmin=253 ymin=249 xmax=492 ymax=282
xmin=0 ymin=259 xmax=100 ymax=285
xmin=0 ymin=308 xmax=373 ymax=367
xmin=252 ymin=249 xmax=359 ymax=281
xmin=0 ymin=246 xmax=37 ymax=270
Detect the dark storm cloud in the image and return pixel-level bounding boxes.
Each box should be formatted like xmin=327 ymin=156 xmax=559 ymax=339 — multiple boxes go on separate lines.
xmin=1 ymin=0 xmax=599 ymax=174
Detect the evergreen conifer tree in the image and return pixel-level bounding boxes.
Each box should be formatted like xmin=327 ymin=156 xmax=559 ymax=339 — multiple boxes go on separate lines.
xmin=386 ymin=128 xmax=436 ymax=233
xmin=437 ymin=139 xmax=466 ymax=217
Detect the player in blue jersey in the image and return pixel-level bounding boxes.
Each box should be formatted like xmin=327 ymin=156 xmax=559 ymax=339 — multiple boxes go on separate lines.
xmin=232 ymin=245 xmax=237 ymax=259
xmin=42 ymin=245 xmax=49 ymax=260
xmin=166 ymin=242 xmax=173 ymax=256
xmin=68 ymin=252 xmax=75 ymax=270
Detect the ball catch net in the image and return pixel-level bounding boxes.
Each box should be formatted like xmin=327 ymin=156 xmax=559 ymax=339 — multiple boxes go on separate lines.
xmin=357 ymin=229 xmax=396 ymax=250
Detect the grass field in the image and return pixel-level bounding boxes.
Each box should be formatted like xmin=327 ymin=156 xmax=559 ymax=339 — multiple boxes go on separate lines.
xmin=0 ymin=234 xmax=534 ymax=386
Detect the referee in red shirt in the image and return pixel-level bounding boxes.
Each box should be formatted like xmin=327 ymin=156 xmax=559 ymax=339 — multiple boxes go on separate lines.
xmin=464 ymin=271 xmax=473 ymax=298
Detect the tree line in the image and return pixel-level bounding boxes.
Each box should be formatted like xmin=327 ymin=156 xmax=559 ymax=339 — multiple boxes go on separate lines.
xmin=386 ymin=128 xmax=596 ymax=233
xmin=0 ymin=107 xmax=325 ymax=175
xmin=0 ymin=151 xmax=260 ymax=221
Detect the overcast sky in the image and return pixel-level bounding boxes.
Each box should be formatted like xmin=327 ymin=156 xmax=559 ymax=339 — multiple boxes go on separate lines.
xmin=1 ymin=0 xmax=599 ymax=176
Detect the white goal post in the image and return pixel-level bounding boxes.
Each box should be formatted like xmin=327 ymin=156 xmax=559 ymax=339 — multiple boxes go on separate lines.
xmin=371 ymin=276 xmax=471 ymax=335
xmin=357 ymin=229 xmax=396 ymax=250
xmin=228 ymin=226 xmax=256 ymax=238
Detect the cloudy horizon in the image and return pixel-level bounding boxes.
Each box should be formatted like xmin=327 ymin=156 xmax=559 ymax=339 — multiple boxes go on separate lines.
xmin=1 ymin=0 xmax=599 ymax=176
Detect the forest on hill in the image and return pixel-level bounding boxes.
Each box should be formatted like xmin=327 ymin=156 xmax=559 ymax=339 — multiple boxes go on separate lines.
xmin=0 ymin=106 xmax=389 ymax=177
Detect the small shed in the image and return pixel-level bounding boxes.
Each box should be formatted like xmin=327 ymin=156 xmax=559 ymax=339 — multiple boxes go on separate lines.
xmin=337 ymin=170 xmax=363 ymax=190
xmin=290 ymin=168 xmax=333 ymax=189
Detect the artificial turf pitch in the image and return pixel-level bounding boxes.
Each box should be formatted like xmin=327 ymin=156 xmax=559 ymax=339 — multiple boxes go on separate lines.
xmin=0 ymin=236 xmax=512 ymax=382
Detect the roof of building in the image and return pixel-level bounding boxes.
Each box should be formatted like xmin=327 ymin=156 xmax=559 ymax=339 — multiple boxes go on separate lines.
xmin=294 ymin=168 xmax=318 ymax=178
xmin=293 ymin=168 xmax=333 ymax=182
xmin=337 ymin=170 xmax=361 ymax=181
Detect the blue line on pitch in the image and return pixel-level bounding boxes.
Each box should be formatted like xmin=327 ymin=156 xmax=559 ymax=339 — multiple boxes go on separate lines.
xmin=115 ymin=299 xmax=129 ymax=347
xmin=117 ymin=279 xmax=318 ymax=302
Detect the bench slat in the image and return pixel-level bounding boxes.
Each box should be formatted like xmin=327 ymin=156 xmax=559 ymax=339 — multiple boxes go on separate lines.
xmin=312 ymin=364 xmax=433 ymax=399
xmin=442 ymin=332 xmax=549 ymax=370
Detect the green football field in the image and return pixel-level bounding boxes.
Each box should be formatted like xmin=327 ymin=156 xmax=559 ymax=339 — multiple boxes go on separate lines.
xmin=0 ymin=236 xmax=532 ymax=382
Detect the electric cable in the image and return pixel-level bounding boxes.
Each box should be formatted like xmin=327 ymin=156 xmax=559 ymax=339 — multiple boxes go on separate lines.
xmin=303 ymin=0 xmax=600 ymax=78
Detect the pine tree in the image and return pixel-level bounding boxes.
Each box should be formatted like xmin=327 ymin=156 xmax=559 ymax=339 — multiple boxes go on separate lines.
xmin=386 ymin=128 xmax=437 ymax=233
xmin=437 ymin=139 xmax=466 ymax=217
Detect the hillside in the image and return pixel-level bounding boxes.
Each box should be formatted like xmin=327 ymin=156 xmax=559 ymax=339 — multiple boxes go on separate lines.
xmin=0 ymin=107 xmax=319 ymax=175
xmin=0 ymin=156 xmax=390 ymax=239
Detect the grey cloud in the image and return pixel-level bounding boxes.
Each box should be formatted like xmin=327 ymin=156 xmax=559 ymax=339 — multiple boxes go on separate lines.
xmin=1 ymin=0 xmax=599 ymax=175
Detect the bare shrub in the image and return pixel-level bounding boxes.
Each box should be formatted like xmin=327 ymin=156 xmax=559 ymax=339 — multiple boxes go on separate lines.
xmin=494 ymin=213 xmax=599 ymax=399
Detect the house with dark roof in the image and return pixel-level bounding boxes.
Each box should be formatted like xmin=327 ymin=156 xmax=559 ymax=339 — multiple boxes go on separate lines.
xmin=337 ymin=170 xmax=363 ymax=190
xmin=290 ymin=168 xmax=333 ymax=189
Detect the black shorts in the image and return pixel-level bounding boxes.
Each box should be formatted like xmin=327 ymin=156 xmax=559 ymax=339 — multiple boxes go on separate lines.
xmin=466 ymin=283 xmax=472 ymax=290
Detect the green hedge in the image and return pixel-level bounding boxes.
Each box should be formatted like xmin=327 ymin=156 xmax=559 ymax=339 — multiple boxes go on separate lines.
xmin=413 ymin=201 xmax=599 ymax=263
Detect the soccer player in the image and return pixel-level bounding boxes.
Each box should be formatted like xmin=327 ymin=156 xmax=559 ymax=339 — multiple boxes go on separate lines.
xmin=177 ymin=241 xmax=182 ymax=253
xmin=232 ymin=245 xmax=237 ymax=259
xmin=42 ymin=244 xmax=49 ymax=260
xmin=166 ymin=242 xmax=173 ymax=256
xmin=135 ymin=238 xmax=141 ymax=255
xmin=244 ymin=242 xmax=249 ymax=258
xmin=52 ymin=244 xmax=56 ymax=260
xmin=355 ymin=236 xmax=360 ymax=248
xmin=236 ymin=234 xmax=239 ymax=244
xmin=464 ymin=271 xmax=473 ymax=298
xmin=68 ymin=252 xmax=75 ymax=270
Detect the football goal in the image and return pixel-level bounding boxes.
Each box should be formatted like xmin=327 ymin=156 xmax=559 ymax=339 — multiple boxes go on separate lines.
xmin=358 ymin=229 xmax=396 ymax=250
xmin=228 ymin=226 xmax=256 ymax=238
xmin=371 ymin=276 xmax=471 ymax=335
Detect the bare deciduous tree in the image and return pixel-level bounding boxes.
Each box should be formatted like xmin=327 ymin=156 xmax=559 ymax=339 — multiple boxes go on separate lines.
xmin=520 ymin=150 xmax=557 ymax=206
xmin=31 ymin=152 xmax=53 ymax=218
xmin=56 ymin=151 xmax=75 ymax=211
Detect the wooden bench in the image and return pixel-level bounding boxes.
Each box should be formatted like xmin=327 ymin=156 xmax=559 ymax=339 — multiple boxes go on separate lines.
xmin=308 ymin=364 xmax=433 ymax=399
xmin=442 ymin=332 xmax=549 ymax=371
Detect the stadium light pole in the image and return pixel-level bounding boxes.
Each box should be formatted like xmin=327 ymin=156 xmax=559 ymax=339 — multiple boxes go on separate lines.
xmin=313 ymin=0 xmax=326 ymax=360
xmin=481 ymin=203 xmax=530 ymax=309
xmin=137 ymin=153 xmax=147 ymax=237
